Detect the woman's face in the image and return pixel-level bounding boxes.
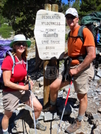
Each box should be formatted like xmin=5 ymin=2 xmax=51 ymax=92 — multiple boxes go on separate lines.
xmin=66 ymin=14 xmax=79 ymax=29
xmin=14 ymin=42 xmax=27 ymax=54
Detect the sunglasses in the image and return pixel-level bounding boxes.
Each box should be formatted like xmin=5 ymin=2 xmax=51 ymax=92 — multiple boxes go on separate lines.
xmin=66 ymin=15 xmax=76 ymax=20
xmin=15 ymin=42 xmax=27 ymax=47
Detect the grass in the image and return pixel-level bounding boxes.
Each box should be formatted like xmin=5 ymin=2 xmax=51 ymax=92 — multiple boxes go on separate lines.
xmin=0 ymin=23 xmax=14 ymax=38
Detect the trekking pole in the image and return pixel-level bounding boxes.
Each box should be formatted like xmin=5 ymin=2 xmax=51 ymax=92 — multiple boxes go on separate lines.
xmin=57 ymin=78 xmax=73 ymax=134
xmin=50 ymin=113 xmax=54 ymax=134
xmin=28 ymin=78 xmax=37 ymax=134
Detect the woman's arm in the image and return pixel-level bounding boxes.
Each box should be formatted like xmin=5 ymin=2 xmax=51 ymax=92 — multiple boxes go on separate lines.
xmin=3 ymin=70 xmax=30 ymax=90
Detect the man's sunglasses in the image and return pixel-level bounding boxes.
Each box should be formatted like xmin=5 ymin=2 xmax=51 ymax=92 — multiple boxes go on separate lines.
xmin=15 ymin=42 xmax=27 ymax=47
xmin=66 ymin=15 xmax=76 ymax=20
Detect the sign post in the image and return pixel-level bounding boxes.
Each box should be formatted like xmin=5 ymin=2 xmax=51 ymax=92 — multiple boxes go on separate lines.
xmin=34 ymin=5 xmax=65 ymax=107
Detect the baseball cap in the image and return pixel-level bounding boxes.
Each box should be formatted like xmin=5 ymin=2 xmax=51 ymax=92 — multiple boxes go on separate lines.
xmin=65 ymin=8 xmax=78 ymax=18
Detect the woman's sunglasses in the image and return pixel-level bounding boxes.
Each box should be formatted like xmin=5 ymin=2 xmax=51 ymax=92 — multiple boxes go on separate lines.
xmin=15 ymin=42 xmax=27 ymax=47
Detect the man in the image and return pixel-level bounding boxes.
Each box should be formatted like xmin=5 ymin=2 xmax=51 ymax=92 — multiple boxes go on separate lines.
xmin=43 ymin=8 xmax=96 ymax=133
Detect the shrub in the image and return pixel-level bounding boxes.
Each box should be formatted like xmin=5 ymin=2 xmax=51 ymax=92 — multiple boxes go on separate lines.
xmin=0 ymin=23 xmax=14 ymax=38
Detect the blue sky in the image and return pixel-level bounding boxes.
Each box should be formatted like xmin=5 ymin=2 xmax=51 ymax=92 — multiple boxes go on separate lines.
xmin=62 ymin=0 xmax=75 ymax=4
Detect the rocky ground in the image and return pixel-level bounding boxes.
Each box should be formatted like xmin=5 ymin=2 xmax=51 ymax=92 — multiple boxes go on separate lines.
xmin=0 ymin=44 xmax=101 ymax=134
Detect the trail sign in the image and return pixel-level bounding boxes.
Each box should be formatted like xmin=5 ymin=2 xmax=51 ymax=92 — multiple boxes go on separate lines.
xmin=34 ymin=9 xmax=65 ymax=60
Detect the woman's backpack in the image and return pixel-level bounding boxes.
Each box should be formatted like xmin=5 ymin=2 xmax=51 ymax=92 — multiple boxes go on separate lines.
xmin=0 ymin=40 xmax=15 ymax=85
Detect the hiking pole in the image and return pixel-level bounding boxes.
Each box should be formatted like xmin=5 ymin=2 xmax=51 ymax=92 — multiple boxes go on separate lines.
xmin=50 ymin=113 xmax=54 ymax=134
xmin=28 ymin=79 xmax=37 ymax=134
xmin=57 ymin=79 xmax=73 ymax=134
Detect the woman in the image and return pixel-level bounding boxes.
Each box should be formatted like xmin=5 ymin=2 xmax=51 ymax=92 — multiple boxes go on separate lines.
xmin=1 ymin=34 xmax=46 ymax=134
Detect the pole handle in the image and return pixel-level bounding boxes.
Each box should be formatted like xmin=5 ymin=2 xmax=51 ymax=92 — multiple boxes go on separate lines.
xmin=65 ymin=81 xmax=72 ymax=106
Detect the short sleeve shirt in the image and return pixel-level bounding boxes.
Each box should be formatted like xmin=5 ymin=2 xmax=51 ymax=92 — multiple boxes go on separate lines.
xmin=1 ymin=55 xmax=27 ymax=91
xmin=68 ymin=25 xmax=95 ymax=65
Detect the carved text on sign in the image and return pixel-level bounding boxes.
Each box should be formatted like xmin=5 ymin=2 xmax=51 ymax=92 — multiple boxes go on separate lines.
xmin=34 ymin=10 xmax=65 ymax=60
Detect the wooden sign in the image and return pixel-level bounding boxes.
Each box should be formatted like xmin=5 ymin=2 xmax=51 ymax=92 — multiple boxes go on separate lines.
xmin=34 ymin=9 xmax=65 ymax=60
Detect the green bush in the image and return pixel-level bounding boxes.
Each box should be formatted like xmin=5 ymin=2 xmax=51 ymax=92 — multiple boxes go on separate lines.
xmin=65 ymin=33 xmax=68 ymax=41
xmin=0 ymin=23 xmax=14 ymax=38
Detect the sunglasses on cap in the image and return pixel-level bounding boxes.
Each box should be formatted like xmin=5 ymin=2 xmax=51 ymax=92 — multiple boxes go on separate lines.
xmin=15 ymin=42 xmax=27 ymax=47
xmin=66 ymin=15 xmax=76 ymax=20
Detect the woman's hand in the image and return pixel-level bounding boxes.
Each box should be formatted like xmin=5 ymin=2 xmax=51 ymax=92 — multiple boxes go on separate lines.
xmin=29 ymin=80 xmax=34 ymax=90
xmin=24 ymin=79 xmax=34 ymax=90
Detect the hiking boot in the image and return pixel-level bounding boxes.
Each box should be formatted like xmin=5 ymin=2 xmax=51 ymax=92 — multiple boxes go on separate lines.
xmin=36 ymin=122 xmax=47 ymax=131
xmin=42 ymin=101 xmax=57 ymax=112
xmin=65 ymin=119 xmax=81 ymax=133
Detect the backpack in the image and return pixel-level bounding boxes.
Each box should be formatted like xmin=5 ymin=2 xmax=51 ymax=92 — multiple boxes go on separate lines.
xmin=0 ymin=40 xmax=15 ymax=85
xmin=81 ymin=11 xmax=101 ymax=48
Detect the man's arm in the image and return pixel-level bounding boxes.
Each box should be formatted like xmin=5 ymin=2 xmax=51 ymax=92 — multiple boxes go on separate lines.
xmin=69 ymin=46 xmax=96 ymax=76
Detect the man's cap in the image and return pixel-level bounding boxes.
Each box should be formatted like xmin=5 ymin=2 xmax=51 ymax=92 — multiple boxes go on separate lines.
xmin=65 ymin=8 xmax=78 ymax=18
xmin=10 ymin=34 xmax=31 ymax=48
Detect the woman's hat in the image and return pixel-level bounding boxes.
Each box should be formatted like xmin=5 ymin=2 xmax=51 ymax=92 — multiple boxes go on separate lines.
xmin=10 ymin=34 xmax=31 ymax=47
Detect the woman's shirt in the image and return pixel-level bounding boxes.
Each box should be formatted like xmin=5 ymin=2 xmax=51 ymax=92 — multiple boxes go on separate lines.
xmin=1 ymin=55 xmax=27 ymax=91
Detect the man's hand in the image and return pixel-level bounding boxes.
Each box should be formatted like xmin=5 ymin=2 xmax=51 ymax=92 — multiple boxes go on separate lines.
xmin=69 ymin=68 xmax=78 ymax=76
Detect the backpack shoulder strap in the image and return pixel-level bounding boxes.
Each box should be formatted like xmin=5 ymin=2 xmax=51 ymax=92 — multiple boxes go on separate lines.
xmin=68 ymin=31 xmax=70 ymax=38
xmin=15 ymin=59 xmax=28 ymax=71
xmin=26 ymin=60 xmax=28 ymax=71
xmin=68 ymin=26 xmax=85 ymax=43
xmin=7 ymin=51 xmax=15 ymax=74
xmin=23 ymin=60 xmax=28 ymax=71
xmin=78 ymin=25 xmax=85 ymax=44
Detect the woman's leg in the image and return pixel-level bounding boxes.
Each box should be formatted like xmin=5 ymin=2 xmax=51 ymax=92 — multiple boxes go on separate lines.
xmin=26 ymin=95 xmax=42 ymax=119
xmin=2 ymin=110 xmax=12 ymax=133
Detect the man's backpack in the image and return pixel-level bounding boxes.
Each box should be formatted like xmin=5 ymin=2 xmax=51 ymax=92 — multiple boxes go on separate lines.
xmin=0 ymin=40 xmax=15 ymax=85
xmin=81 ymin=11 xmax=101 ymax=48
xmin=68 ymin=11 xmax=101 ymax=48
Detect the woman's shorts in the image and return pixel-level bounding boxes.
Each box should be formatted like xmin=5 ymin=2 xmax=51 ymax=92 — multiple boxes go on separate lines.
xmin=2 ymin=90 xmax=35 ymax=112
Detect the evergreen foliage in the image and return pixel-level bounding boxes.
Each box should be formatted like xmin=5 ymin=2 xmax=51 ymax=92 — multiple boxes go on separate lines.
xmin=0 ymin=0 xmax=62 ymax=38
xmin=1 ymin=0 xmax=101 ymax=38
xmin=79 ymin=0 xmax=101 ymax=19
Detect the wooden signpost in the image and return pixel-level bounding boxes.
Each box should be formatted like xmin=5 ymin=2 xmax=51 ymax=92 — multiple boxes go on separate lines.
xmin=34 ymin=5 xmax=65 ymax=107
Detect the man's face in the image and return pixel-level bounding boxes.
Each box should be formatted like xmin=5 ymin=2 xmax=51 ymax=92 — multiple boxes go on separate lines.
xmin=66 ymin=14 xmax=78 ymax=29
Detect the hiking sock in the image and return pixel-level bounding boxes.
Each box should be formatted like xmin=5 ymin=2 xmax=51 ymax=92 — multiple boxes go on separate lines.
xmin=50 ymin=100 xmax=56 ymax=106
xmin=77 ymin=114 xmax=84 ymax=122
xmin=2 ymin=128 xmax=8 ymax=134
xmin=35 ymin=119 xmax=38 ymax=125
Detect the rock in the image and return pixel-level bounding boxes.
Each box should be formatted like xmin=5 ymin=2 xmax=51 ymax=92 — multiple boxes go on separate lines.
xmin=0 ymin=43 xmax=101 ymax=133
xmin=93 ymin=125 xmax=101 ymax=134
xmin=44 ymin=112 xmax=57 ymax=121
xmin=98 ymin=108 xmax=101 ymax=113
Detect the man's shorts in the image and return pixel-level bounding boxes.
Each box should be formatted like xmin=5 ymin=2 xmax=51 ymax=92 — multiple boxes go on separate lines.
xmin=73 ymin=63 xmax=94 ymax=94
xmin=58 ymin=63 xmax=94 ymax=94
xmin=2 ymin=90 xmax=35 ymax=112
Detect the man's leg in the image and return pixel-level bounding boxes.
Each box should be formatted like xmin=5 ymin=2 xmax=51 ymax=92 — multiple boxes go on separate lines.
xmin=65 ymin=93 xmax=88 ymax=133
xmin=77 ymin=93 xmax=87 ymax=120
xmin=50 ymin=78 xmax=62 ymax=102
xmin=43 ymin=78 xmax=69 ymax=112
xmin=50 ymin=79 xmax=70 ymax=102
